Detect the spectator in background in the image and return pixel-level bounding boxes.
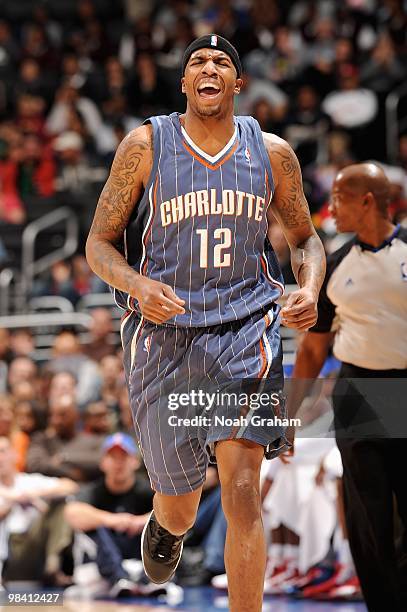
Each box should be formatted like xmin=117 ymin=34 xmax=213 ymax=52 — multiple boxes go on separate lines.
xmin=26 ymin=393 xmax=103 ymax=482
xmin=20 ymin=23 xmax=58 ymax=71
xmin=64 ymin=433 xmax=155 ymax=598
xmin=0 ymin=20 xmax=19 ymax=81
xmin=127 ymin=53 xmax=171 ymax=118
xmin=0 ymin=437 xmax=77 ymax=586
xmin=322 ymin=64 xmax=378 ymax=159
xmin=80 ymin=19 xmax=112 ymax=65
xmin=13 ymin=58 xmax=52 ymax=107
xmin=0 ymin=329 xmax=13 ymax=366
xmin=32 ymin=259 xmax=79 ymax=305
xmin=103 ymin=57 xmax=128 ymax=105
xmin=10 ymin=380 xmax=38 ymax=404
xmin=0 ymin=394 xmax=30 ymax=471
xmin=0 ymin=330 xmax=10 ymax=392
xmin=284 ymin=85 xmax=330 ymax=168
xmin=360 ymin=32 xmax=405 ymax=95
xmin=84 ymin=308 xmax=116 ymax=362
xmin=83 ymin=401 xmax=114 ymax=436
xmin=15 ymin=94 xmax=46 ymax=137
xmin=7 ymin=357 xmax=38 ymax=395
xmin=0 ymin=132 xmax=26 ymax=224
xmin=47 ymin=330 xmax=102 ymax=407
xmin=100 ymin=355 xmax=123 ymax=413
xmin=32 ymin=5 xmax=63 ymax=51
xmin=46 ymin=83 xmax=103 ymax=144
xmin=322 ymin=64 xmax=378 ymax=131
xmin=48 ymin=371 xmax=77 ymax=406
xmin=399 ymin=134 xmax=407 ymax=172
xmin=379 ymin=164 xmax=407 ymax=221
xmin=333 ymin=38 xmax=355 ymax=74
xmin=305 ymin=17 xmax=337 ymax=69
xmin=251 ymin=98 xmax=274 ymax=132
xmin=9 ymin=329 xmax=35 ymax=359
xmin=95 ymin=57 xmax=141 ymax=156
xmin=14 ymin=400 xmax=45 ymax=438
xmin=53 ymin=130 xmax=106 ymax=198
xmin=245 ymin=26 xmax=305 ymax=89
xmin=17 ymin=134 xmax=56 ymax=200
xmin=308 ymin=131 xmax=355 ymax=228
xmin=234 ymin=71 xmax=288 ymax=118
xmin=59 ymin=53 xmax=88 ymax=92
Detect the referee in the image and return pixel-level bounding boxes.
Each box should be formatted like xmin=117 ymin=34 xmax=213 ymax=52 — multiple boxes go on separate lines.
xmin=289 ymin=163 xmax=407 ymax=611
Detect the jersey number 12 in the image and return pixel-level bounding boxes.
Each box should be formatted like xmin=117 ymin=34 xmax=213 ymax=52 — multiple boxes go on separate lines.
xmin=196 ymin=228 xmax=231 ymax=268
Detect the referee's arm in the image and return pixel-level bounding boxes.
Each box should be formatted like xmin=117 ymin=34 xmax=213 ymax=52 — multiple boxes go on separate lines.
xmin=281 ymin=331 xmax=334 ymax=461
xmin=293 ymin=330 xmax=335 ymax=379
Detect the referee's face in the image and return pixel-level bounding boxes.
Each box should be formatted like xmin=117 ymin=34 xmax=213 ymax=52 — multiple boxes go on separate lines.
xmin=330 ymin=178 xmax=366 ymax=233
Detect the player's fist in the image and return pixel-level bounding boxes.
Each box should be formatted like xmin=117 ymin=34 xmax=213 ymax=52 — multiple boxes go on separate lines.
xmin=280 ymin=287 xmax=317 ymax=331
xmin=133 ymin=277 xmax=185 ymax=324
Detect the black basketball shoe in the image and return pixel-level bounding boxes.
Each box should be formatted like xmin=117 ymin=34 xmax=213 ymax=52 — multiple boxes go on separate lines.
xmin=141 ymin=511 xmax=184 ymax=584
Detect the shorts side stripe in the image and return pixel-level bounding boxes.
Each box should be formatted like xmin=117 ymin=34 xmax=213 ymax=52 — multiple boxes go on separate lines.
xmin=130 ymin=317 xmax=144 ymax=372
xmin=235 ymin=316 xmax=274 ymax=439
xmin=120 ymin=310 xmax=133 ymax=349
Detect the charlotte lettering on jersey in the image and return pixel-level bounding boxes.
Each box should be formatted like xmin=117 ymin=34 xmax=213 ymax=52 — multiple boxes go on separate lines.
xmin=160 ymin=188 xmax=266 ymax=227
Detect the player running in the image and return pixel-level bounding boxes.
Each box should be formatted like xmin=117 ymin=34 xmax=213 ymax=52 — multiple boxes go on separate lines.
xmin=86 ymin=34 xmax=325 ymax=612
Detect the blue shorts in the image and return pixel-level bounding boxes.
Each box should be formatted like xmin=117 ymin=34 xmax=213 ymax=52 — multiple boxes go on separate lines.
xmin=121 ymin=304 xmax=289 ymax=495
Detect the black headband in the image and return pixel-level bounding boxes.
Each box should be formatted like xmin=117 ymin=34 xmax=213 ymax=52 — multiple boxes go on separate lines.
xmin=182 ymin=34 xmax=242 ymax=78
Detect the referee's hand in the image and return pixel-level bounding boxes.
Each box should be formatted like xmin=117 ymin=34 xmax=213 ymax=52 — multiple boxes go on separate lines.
xmin=280 ymin=287 xmax=318 ymax=331
xmin=279 ymin=425 xmax=295 ymax=464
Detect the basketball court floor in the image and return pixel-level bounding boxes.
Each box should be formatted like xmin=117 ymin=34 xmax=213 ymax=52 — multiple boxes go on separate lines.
xmin=2 ymin=587 xmax=367 ymax=611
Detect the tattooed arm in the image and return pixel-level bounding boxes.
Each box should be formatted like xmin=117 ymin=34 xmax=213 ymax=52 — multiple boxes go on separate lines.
xmin=264 ymin=133 xmax=326 ymax=331
xmin=86 ymin=125 xmax=185 ymax=324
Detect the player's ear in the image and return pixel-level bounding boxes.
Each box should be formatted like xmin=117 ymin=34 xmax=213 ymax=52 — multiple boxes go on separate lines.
xmin=234 ymin=78 xmax=243 ymax=94
xmin=181 ymin=76 xmax=186 ymax=93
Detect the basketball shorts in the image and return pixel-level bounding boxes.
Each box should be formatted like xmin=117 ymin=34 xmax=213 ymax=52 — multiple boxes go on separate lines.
xmin=121 ymin=304 xmax=290 ymax=495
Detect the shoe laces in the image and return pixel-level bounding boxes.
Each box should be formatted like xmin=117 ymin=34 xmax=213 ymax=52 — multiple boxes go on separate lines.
xmin=151 ymin=524 xmax=181 ymax=562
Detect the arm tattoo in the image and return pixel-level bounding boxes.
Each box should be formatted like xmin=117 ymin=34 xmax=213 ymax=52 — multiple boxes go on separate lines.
xmin=89 ymin=128 xmax=152 ymax=237
xmin=271 ymin=141 xmax=309 ymax=229
xmin=86 ymin=127 xmax=153 ymax=293
xmin=264 ymin=133 xmax=326 ymax=296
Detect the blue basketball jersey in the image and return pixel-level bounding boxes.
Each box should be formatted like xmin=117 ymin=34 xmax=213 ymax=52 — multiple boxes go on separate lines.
xmin=113 ymin=112 xmax=284 ymax=327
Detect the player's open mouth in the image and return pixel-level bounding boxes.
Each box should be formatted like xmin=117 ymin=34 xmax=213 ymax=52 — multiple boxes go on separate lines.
xmin=197 ymin=82 xmax=221 ymax=100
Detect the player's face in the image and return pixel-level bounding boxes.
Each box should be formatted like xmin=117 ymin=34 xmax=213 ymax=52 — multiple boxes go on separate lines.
xmin=330 ymin=177 xmax=367 ymax=233
xmin=182 ymin=49 xmax=242 ymax=117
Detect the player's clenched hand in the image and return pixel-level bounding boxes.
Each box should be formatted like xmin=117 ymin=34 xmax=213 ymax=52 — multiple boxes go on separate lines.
xmin=280 ymin=287 xmax=317 ymax=331
xmin=133 ymin=278 xmax=185 ymax=324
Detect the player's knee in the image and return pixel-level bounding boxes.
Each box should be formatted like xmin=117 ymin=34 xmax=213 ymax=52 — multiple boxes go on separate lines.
xmin=221 ymin=477 xmax=261 ymax=527
xmin=156 ymin=504 xmax=197 ymax=536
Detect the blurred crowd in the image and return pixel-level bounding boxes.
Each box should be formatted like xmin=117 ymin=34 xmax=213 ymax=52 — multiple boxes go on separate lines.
xmin=0 ymin=0 xmax=406 ymax=243
xmin=0 ymin=0 xmax=407 ymax=603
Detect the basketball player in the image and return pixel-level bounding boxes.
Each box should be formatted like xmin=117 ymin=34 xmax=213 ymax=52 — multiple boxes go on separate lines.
xmin=291 ymin=163 xmax=407 ymax=612
xmin=86 ymin=35 xmax=325 ymax=611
